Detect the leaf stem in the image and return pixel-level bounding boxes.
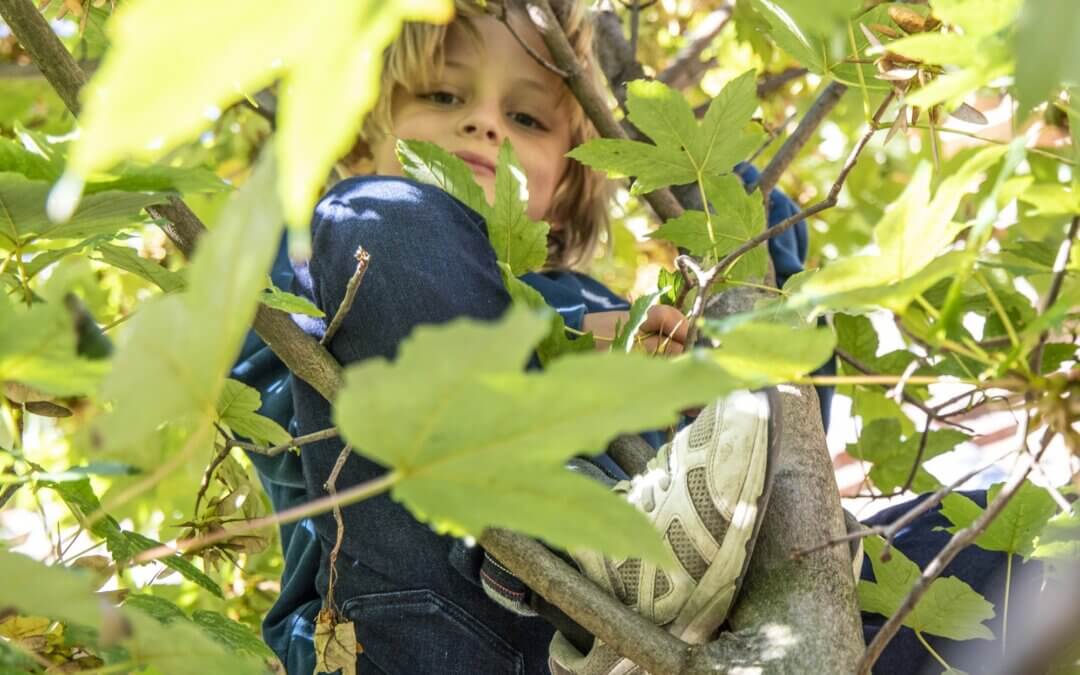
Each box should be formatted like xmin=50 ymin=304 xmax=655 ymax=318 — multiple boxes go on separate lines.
xmin=132 ymin=470 xmax=401 ymax=565
xmin=914 ymin=631 xmax=950 ymax=671
xmin=975 ymin=271 xmax=1021 ymax=352
xmin=1003 ymin=553 xmax=1012 ymax=655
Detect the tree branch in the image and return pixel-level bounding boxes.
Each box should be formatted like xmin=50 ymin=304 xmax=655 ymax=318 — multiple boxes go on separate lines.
xmin=521 ymin=0 xmax=684 ymax=223
xmin=0 ymin=0 xmax=345 ymax=404
xmin=856 ymin=426 xmax=1055 ymax=675
xmin=226 ymin=426 xmax=340 ymax=457
xmin=479 ymin=528 xmax=690 ymax=675
xmin=757 ymin=80 xmax=848 ymax=198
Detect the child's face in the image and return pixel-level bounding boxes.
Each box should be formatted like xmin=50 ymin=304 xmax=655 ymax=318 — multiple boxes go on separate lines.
xmin=372 ymin=14 xmax=574 ymax=223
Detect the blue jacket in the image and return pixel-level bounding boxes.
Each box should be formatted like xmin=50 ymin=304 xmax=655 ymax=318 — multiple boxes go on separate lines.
xmin=230 ymin=163 xmax=833 ymax=672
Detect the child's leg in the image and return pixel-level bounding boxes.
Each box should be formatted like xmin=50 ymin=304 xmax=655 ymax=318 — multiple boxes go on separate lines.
xmin=291 ymin=175 xmax=556 ymax=674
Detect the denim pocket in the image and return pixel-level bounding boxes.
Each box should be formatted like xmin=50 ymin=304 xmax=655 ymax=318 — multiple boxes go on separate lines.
xmin=341 ymin=588 xmax=524 ymax=675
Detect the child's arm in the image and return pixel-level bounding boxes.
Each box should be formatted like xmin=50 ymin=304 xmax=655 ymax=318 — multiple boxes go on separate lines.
xmin=582 ymin=305 xmax=689 ymax=356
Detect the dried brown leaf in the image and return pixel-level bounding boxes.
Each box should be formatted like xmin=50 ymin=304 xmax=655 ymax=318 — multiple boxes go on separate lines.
xmin=950 ymin=102 xmax=988 ymax=125
xmin=315 ymin=609 xmax=359 ymax=675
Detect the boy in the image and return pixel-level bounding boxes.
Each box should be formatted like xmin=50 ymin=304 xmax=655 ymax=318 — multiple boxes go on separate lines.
xmin=232 ymin=1 xmax=816 ymax=672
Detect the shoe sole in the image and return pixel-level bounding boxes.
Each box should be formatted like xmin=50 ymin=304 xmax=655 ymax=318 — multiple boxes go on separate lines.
xmin=667 ymin=387 xmax=780 ymax=643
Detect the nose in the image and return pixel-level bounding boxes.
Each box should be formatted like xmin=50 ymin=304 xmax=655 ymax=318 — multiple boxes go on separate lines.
xmin=458 ymin=102 xmax=503 ymax=144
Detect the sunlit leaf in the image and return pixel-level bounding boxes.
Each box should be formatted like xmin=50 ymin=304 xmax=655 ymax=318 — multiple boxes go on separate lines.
xmin=941 ymin=480 xmax=1057 ymax=557
xmin=65 ymin=0 xmax=453 ymax=233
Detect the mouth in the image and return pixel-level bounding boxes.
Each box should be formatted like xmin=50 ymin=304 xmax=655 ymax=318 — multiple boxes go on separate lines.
xmin=454 ymin=151 xmax=496 ymax=177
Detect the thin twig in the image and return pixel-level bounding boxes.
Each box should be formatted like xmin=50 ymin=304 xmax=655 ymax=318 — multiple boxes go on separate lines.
xmin=856 ymin=426 xmax=1054 ymax=675
xmin=322 ymin=444 xmax=353 ymax=613
xmin=756 ymin=66 xmax=809 ymax=98
xmin=1030 ymin=215 xmax=1080 ymax=374
xmin=494 ymin=4 xmax=569 ymax=78
xmin=194 ymin=438 xmax=232 ymax=515
xmin=523 ymin=0 xmax=684 ymax=223
xmin=133 ymin=470 xmax=400 ymax=565
xmin=321 ymin=246 xmax=371 ymax=346
xmin=226 ymin=426 xmax=340 ymax=457
xmin=834 ymin=348 xmax=975 ymax=433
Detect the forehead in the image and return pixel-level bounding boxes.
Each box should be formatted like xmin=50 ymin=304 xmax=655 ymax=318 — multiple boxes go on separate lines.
xmin=442 ymin=14 xmax=568 ymax=97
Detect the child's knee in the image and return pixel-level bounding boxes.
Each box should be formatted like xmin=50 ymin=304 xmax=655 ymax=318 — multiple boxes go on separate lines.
xmin=312 ymin=175 xmax=487 ymax=253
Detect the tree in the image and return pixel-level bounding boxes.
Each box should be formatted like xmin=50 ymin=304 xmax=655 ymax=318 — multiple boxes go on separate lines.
xmin=0 ymin=0 xmax=1077 ymax=673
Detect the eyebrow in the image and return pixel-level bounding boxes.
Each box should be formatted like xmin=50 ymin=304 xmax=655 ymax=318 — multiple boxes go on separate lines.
xmin=443 ymin=60 xmax=553 ymax=98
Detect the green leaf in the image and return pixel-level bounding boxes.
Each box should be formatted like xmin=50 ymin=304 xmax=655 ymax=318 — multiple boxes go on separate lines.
xmin=750 ymin=0 xmax=826 ymax=72
xmin=66 ymin=0 xmax=454 ymax=231
xmin=397 ymin=139 xmax=489 ymax=216
xmin=795 ymin=147 xmax=1007 ymax=313
xmin=490 ymin=141 xmax=550 ymax=274
xmin=567 ymin=138 xmax=697 ymax=195
xmin=0 ymin=550 xmax=261 ymax=674
xmin=648 ymin=175 xmax=766 ymax=282
xmin=124 ymin=594 xmax=188 ymax=624
xmin=499 ymin=264 xmax=594 ymax=365
xmin=569 ymin=73 xmax=762 ymax=195
xmin=0 ymin=173 xmax=164 ymax=248
xmin=40 ymin=480 xmax=224 ymax=597
xmin=93 ymin=152 xmax=285 ymax=456
xmin=703 ymin=175 xmax=767 ymax=281
xmin=0 ymin=293 xmax=107 ymax=397
xmin=191 ymin=610 xmax=276 ymax=658
xmin=1014 ymin=0 xmax=1080 ymax=113
xmin=700 ymin=318 xmax=835 ymax=386
xmin=940 ymin=480 xmax=1058 ymax=557
xmin=94 ymin=242 xmax=185 ymax=292
xmin=1031 ymin=504 xmax=1080 ymax=563
xmin=85 ymin=162 xmax=229 ymax=195
xmin=335 ymin=307 xmax=741 ymax=562
xmin=649 ymin=211 xmax=713 ymax=255
xmin=0 ymin=137 xmax=57 ymax=181
xmin=398 ymin=139 xmax=549 ymax=275
xmin=931 ymin=0 xmax=1022 ymax=35
xmin=847 ymin=420 xmax=967 ymax=493
xmin=217 ymin=378 xmax=291 ymax=446
xmin=858 ymin=536 xmax=996 ymax=641
xmin=123 ymin=532 xmax=224 ymax=598
xmin=611 ymin=289 xmax=665 ymax=353
xmin=260 ymin=283 xmax=324 ymax=317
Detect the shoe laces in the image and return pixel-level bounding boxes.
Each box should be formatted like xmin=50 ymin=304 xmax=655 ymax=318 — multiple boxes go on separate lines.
xmin=618 ymin=442 xmax=674 ymax=513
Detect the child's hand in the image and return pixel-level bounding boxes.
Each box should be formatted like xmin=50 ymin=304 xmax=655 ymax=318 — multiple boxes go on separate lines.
xmin=582 ymin=305 xmax=690 ymax=356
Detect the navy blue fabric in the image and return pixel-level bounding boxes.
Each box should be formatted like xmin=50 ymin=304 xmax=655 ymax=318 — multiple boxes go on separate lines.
xmin=860 ymin=492 xmax=1044 ymax=674
xmin=230 ymin=169 xmax=823 ymax=673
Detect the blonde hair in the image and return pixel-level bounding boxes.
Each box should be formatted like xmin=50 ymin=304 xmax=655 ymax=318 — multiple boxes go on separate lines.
xmin=361 ymin=0 xmax=612 ymax=270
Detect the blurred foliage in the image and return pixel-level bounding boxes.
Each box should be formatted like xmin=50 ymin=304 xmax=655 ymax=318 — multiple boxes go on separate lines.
xmin=0 ymin=0 xmax=1079 ymax=671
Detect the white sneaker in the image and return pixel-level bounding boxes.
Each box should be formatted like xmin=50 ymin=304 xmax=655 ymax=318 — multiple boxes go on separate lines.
xmin=550 ymin=390 xmax=773 ymax=675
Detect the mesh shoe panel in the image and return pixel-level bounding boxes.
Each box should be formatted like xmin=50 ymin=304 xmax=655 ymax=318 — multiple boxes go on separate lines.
xmin=687 ymin=466 xmax=730 ymax=542
xmin=654 ymin=570 xmax=672 ymax=599
xmin=666 ymin=518 xmax=708 ymax=581
xmin=617 ymin=559 xmax=641 ymax=606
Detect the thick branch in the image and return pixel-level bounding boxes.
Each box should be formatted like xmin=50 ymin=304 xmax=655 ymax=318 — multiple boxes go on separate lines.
xmin=0 ymin=0 xmax=344 ymax=403
xmin=479 ymin=528 xmax=690 ymax=675
xmin=757 ymin=80 xmax=848 ymax=197
xmin=0 ymin=59 xmax=98 ymax=79
xmin=522 ymin=0 xmax=684 ymax=223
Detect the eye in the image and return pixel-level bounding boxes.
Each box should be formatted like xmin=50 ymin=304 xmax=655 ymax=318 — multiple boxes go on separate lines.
xmin=421 ymin=91 xmax=461 ymax=106
xmin=510 ymin=111 xmax=547 ymax=131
